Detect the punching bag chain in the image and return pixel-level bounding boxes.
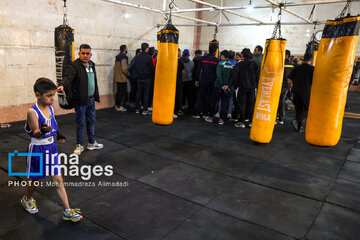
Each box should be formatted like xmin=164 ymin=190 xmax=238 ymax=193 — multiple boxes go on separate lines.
xmin=337 ymin=0 xmax=352 ymax=19
xmin=168 ymin=0 xmax=175 ymax=24
xmin=63 ymin=0 xmax=68 ymax=26
xmin=271 ymin=4 xmax=283 ymax=39
xmin=214 ymin=26 xmax=218 ymax=40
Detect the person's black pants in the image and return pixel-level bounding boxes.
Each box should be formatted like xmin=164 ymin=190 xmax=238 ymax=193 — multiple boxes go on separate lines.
xmin=196 ymin=81 xmax=214 ymax=115
xmin=183 ymin=81 xmax=195 ymax=111
xmin=293 ymin=94 xmax=308 ymax=126
xmin=175 ymin=81 xmax=184 ymax=112
xmin=129 ymin=77 xmax=137 ymax=104
xmin=237 ymin=88 xmax=255 ymax=123
xmin=278 ymin=88 xmax=288 ymax=121
xmin=115 ymin=82 xmax=127 ymax=107
xmin=210 ymin=87 xmax=229 ymax=119
xmin=136 ymin=78 xmax=151 ymax=111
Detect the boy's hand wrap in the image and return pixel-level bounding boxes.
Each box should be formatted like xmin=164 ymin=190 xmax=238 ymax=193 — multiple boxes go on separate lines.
xmin=39 ymin=123 xmax=52 ymax=136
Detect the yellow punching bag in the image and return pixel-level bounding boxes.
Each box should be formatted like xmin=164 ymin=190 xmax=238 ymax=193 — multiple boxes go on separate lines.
xmin=313 ymin=42 xmax=319 ymax=66
xmin=209 ymin=39 xmax=219 ymax=58
xmin=306 ymin=16 xmax=360 ymax=146
xmin=250 ymin=39 xmax=286 ymax=143
xmin=152 ymin=24 xmax=179 ymax=125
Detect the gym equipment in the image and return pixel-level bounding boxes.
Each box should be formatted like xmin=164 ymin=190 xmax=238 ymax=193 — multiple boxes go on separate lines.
xmin=209 ymin=26 xmax=219 ymax=58
xmin=152 ymin=1 xmax=179 ymax=125
xmin=55 ymin=0 xmax=74 ymax=109
xmin=306 ymin=13 xmax=360 ymax=146
xmin=250 ymin=8 xmax=286 ymax=143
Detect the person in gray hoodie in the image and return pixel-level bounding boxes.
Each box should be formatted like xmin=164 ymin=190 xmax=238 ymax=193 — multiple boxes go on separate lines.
xmin=181 ymin=49 xmax=195 ymax=112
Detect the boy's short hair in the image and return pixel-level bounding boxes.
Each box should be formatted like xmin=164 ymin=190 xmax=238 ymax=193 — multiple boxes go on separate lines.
xmin=136 ymin=48 xmax=141 ymax=55
xmin=33 ymin=78 xmax=57 ymax=95
xmin=195 ymin=50 xmax=202 ymax=55
xmin=235 ymin=52 xmax=241 ymax=58
xmin=229 ymin=50 xmax=235 ymax=60
xmin=241 ymin=48 xmax=253 ymax=59
xmin=304 ymin=52 xmax=313 ymax=62
xmin=255 ymin=45 xmax=263 ymax=53
xmin=286 ymin=49 xmax=291 ymax=56
xmin=220 ymin=50 xmax=230 ymax=59
xmin=79 ymin=44 xmax=91 ymax=51
xmin=149 ymin=47 xmax=155 ymax=56
xmin=141 ymin=42 xmax=149 ymax=51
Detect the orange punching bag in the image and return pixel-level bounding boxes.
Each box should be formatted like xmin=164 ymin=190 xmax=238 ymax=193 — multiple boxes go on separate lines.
xmin=209 ymin=39 xmax=219 ymax=58
xmin=250 ymin=39 xmax=286 ymax=143
xmin=306 ymin=15 xmax=360 ymax=146
xmin=152 ymin=24 xmax=179 ymax=125
xmin=305 ymin=40 xmax=319 ymax=66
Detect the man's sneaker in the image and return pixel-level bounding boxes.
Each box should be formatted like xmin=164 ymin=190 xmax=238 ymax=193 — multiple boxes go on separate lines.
xmin=205 ymin=116 xmax=213 ymax=123
xmin=244 ymin=119 xmax=250 ymax=123
xmin=218 ymin=118 xmax=224 ymax=125
xmin=248 ymin=122 xmax=252 ymax=128
xmin=173 ymin=114 xmax=178 ymax=119
xmin=192 ymin=114 xmax=200 ymax=119
xmin=63 ymin=208 xmax=83 ymax=222
xmin=135 ymin=110 xmax=140 ymax=114
xmin=177 ymin=110 xmax=184 ymax=116
xmin=234 ymin=122 xmax=245 ymax=128
xmin=214 ymin=113 xmax=220 ymax=118
xmin=87 ymin=141 xmax=103 ymax=151
xmin=292 ymin=120 xmax=298 ymax=131
xmin=118 ymin=106 xmax=127 ymax=112
xmin=277 ymin=120 xmax=284 ymax=125
xmin=299 ymin=126 xmax=305 ymax=133
xmin=114 ymin=105 xmax=120 ymax=111
xmin=227 ymin=114 xmax=232 ymax=119
xmin=148 ymin=107 xmax=153 ymax=112
xmin=21 ymin=196 xmax=38 ymax=214
xmin=142 ymin=110 xmax=151 ymax=116
xmin=74 ymin=144 xmax=84 ymax=155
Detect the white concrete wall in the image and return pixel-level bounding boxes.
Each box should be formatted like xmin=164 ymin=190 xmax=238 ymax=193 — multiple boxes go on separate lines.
xmin=0 ymin=0 xmax=196 ymax=109
xmin=199 ymin=0 xmax=360 ymax=55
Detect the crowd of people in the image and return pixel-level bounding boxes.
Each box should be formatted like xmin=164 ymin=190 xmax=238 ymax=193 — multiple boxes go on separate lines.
xmin=114 ymin=42 xmax=315 ymax=132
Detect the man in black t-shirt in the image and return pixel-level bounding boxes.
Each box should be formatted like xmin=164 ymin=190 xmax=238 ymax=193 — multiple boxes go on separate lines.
xmin=175 ymin=48 xmax=185 ymax=117
xmin=287 ymin=52 xmax=314 ymax=132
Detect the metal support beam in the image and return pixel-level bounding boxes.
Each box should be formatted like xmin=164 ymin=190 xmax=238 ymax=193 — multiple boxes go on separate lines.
xmin=187 ymin=0 xmax=264 ymax=24
xmin=166 ymin=0 xmax=355 ymax=14
xmin=102 ymin=0 xmax=217 ymax=25
xmin=158 ymin=21 xmax=326 ymax=27
xmin=265 ymin=0 xmax=312 ymax=23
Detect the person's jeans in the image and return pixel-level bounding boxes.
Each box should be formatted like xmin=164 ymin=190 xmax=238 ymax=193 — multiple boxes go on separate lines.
xmin=74 ymin=97 xmax=96 ymax=145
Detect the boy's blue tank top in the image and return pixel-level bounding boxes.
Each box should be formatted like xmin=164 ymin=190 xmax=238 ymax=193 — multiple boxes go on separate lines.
xmin=25 ymin=104 xmax=58 ymax=138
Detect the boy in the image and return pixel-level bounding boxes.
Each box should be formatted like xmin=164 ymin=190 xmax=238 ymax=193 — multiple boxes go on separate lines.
xmin=205 ymin=50 xmax=234 ymax=125
xmin=21 ymin=78 xmax=83 ymax=222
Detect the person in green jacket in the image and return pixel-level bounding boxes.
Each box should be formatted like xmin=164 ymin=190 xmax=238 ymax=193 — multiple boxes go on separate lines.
xmin=253 ymin=45 xmax=263 ymax=83
xmin=205 ymin=50 xmax=234 ymax=125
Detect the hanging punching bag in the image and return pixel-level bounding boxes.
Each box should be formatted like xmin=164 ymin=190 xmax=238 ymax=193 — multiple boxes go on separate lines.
xmin=55 ymin=24 xmax=75 ymax=109
xmin=305 ymin=40 xmax=319 ymax=66
xmin=209 ymin=39 xmax=219 ymax=58
xmin=313 ymin=42 xmax=319 ymax=66
xmin=250 ymin=39 xmax=287 ymax=143
xmin=306 ymin=16 xmax=360 ymax=146
xmin=152 ymin=24 xmax=179 ymax=125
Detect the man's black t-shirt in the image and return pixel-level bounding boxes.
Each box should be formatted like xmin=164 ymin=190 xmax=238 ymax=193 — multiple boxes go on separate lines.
xmin=288 ymin=63 xmax=314 ymax=99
